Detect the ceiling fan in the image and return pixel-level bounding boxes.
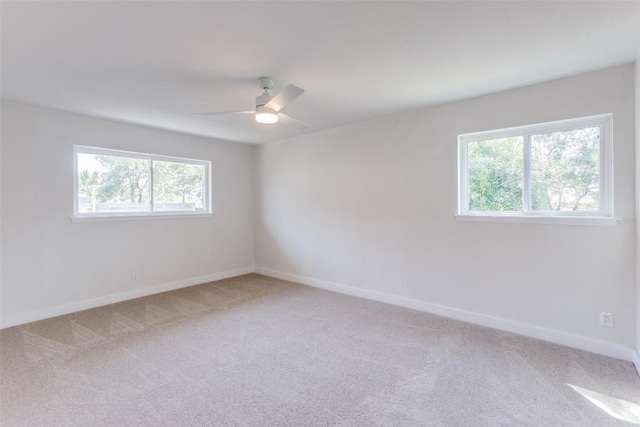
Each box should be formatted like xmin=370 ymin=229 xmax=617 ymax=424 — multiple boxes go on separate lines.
xmin=197 ymin=77 xmax=307 ymax=127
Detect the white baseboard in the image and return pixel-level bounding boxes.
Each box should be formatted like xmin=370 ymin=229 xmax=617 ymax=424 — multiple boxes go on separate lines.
xmin=0 ymin=266 xmax=256 ymax=329
xmin=255 ymin=267 xmax=634 ymax=362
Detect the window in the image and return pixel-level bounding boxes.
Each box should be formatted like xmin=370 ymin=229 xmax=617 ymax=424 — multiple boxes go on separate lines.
xmin=458 ymin=114 xmax=614 ymax=225
xmin=73 ymin=146 xmax=211 ymax=220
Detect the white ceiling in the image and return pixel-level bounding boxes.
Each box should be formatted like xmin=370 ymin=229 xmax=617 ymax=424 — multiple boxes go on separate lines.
xmin=2 ymin=1 xmax=639 ymax=144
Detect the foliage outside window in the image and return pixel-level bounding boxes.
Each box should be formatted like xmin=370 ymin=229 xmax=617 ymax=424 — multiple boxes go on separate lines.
xmin=74 ymin=146 xmax=211 ymax=218
xmin=458 ymin=115 xmax=613 ymax=221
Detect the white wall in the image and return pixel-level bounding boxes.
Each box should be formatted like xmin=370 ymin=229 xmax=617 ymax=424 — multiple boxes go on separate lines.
xmin=635 ymin=56 xmax=640 ymax=367
xmin=255 ymin=64 xmax=636 ymax=360
xmin=0 ymin=100 xmax=255 ymax=327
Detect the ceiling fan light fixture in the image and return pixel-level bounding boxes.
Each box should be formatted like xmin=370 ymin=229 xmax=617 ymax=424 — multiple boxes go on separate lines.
xmin=255 ymin=106 xmax=278 ymax=124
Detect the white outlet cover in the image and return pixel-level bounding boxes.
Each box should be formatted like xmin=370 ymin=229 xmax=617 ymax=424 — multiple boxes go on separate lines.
xmin=599 ymin=312 xmax=613 ymax=327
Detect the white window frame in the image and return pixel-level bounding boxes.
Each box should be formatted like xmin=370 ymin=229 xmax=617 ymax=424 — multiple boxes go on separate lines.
xmin=72 ymin=145 xmax=212 ymax=222
xmin=457 ymin=114 xmax=616 ymax=226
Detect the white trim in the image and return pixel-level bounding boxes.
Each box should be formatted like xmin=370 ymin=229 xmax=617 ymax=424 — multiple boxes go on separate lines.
xmin=523 ymin=133 xmax=531 ymax=212
xmin=73 ymin=147 xmax=79 ymax=215
xmin=455 ymin=214 xmax=619 ymax=226
xmin=255 ymin=267 xmax=634 ymax=362
xmin=0 ymin=266 xmax=255 ymax=329
xmin=458 ymin=140 xmax=469 ymax=213
xmin=70 ymin=213 xmax=214 ymax=223
xmin=150 ymin=158 xmax=155 ymax=211
xmin=600 ymin=117 xmax=614 ymax=217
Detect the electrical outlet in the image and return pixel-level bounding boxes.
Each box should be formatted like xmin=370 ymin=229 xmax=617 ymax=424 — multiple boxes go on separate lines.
xmin=131 ymin=272 xmax=139 ymax=282
xmin=599 ymin=312 xmax=613 ymax=328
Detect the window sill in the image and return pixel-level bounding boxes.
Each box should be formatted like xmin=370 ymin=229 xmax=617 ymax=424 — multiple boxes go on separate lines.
xmin=70 ymin=213 xmax=214 ymax=223
xmin=455 ymin=214 xmax=618 ymax=226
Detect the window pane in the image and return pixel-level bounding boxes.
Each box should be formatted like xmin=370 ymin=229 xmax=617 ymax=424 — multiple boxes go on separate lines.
xmin=77 ymin=153 xmax=150 ymax=213
xmin=467 ymin=137 xmax=523 ymax=212
xmin=152 ymin=161 xmax=205 ymax=212
xmin=530 ymin=127 xmax=600 ymax=211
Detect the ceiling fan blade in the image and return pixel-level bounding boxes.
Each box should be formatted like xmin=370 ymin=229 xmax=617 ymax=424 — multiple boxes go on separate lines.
xmin=194 ymin=110 xmax=254 ymax=116
xmin=264 ymin=84 xmax=304 ymax=112
xmin=279 ymin=113 xmax=309 ymax=129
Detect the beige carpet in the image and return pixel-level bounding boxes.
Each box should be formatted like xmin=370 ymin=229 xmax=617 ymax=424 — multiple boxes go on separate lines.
xmin=1 ymin=273 xmax=639 ymax=426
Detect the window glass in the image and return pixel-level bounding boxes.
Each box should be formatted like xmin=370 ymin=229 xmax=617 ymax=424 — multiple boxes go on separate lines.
xmin=77 ymin=153 xmax=150 ymax=214
xmin=153 ymin=160 xmax=206 ymax=212
xmin=468 ymin=137 xmax=523 ymax=212
xmin=530 ymin=127 xmax=600 ymax=212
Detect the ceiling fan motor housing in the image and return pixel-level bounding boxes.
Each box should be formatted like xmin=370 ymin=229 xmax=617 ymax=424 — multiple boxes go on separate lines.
xmin=256 ymin=76 xmax=276 ymax=108
xmin=255 ymin=92 xmax=273 ymax=108
xmin=255 ymin=77 xmax=278 ymax=124
xmin=257 ymin=76 xmax=275 ymax=91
